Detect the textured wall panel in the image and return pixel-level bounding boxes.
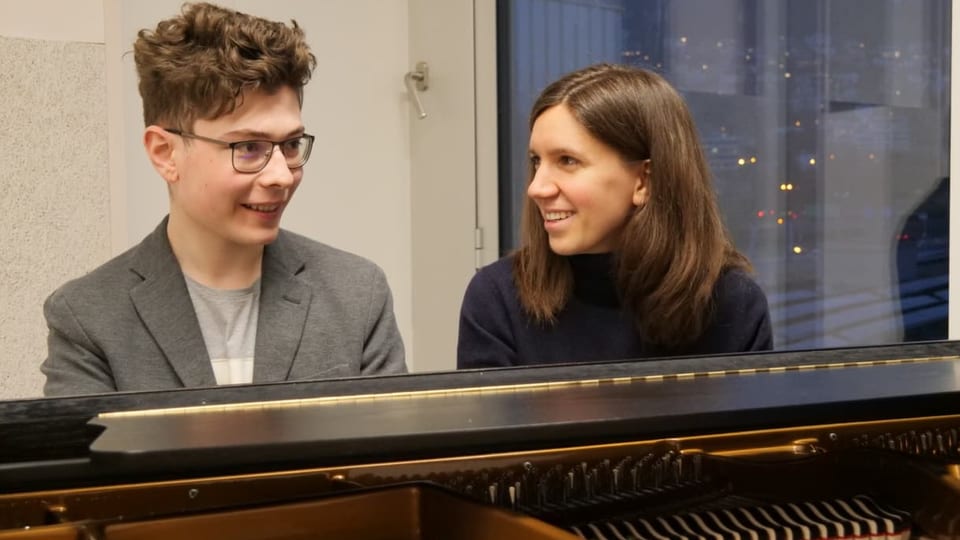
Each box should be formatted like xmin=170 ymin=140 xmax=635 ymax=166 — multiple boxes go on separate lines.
xmin=0 ymin=36 xmax=110 ymax=399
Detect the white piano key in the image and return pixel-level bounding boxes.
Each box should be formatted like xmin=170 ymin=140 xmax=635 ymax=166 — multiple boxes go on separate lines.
xmin=684 ymin=512 xmax=728 ymax=540
xmin=819 ymin=499 xmax=878 ymax=540
xmin=726 ymin=507 xmax=777 ymax=540
xmin=602 ymin=520 xmax=633 ymax=540
xmin=703 ymin=509 xmax=754 ymax=540
xmin=634 ymin=517 xmax=672 ymax=540
xmin=655 ymin=516 xmax=694 ymax=540
xmin=852 ymin=495 xmax=911 ymax=540
xmin=668 ymin=514 xmax=714 ymax=540
xmin=618 ymin=520 xmax=650 ymax=540
xmin=783 ymin=502 xmax=831 ymax=539
xmin=588 ymin=522 xmax=612 ymax=540
xmin=843 ymin=497 xmax=896 ymax=540
xmin=799 ymin=501 xmax=850 ymax=538
xmin=762 ymin=504 xmax=811 ymax=540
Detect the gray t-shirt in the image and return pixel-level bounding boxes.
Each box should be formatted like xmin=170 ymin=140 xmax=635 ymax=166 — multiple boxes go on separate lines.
xmin=184 ymin=274 xmax=260 ymax=385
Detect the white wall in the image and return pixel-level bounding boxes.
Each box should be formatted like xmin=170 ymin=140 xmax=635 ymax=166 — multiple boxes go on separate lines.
xmin=0 ymin=0 xmax=103 ymax=42
xmin=2 ymin=0 xmax=483 ymax=398
xmin=0 ymin=0 xmax=112 ymax=398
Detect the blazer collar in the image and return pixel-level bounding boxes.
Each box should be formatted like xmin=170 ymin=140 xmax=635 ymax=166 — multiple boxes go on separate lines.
xmin=128 ymin=218 xmax=216 ymax=388
xmin=252 ymin=231 xmax=312 ymax=383
xmin=127 ymin=218 xmax=312 ymax=387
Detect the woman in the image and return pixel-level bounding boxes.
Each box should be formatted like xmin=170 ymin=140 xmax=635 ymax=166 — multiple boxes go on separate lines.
xmin=457 ymin=63 xmax=772 ymax=369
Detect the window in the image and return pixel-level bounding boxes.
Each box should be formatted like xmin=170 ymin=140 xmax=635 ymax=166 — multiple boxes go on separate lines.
xmin=497 ymin=0 xmax=950 ymax=349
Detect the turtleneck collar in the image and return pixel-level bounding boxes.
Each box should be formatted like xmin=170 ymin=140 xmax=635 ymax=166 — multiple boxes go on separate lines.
xmin=568 ymin=253 xmax=620 ymax=307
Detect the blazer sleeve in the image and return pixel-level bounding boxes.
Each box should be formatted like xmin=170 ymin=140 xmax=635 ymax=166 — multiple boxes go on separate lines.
xmin=359 ymin=265 xmax=407 ymax=375
xmin=456 ymin=268 xmax=519 ymax=369
xmin=41 ymin=289 xmax=118 ymax=396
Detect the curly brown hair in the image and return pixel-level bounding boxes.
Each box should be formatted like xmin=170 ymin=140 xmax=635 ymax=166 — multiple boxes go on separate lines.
xmin=133 ymin=2 xmax=316 ymax=129
xmin=515 ymin=63 xmax=751 ymax=351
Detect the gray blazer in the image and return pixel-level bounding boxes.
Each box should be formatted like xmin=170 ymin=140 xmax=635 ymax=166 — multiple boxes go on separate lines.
xmin=41 ymin=219 xmax=406 ymax=396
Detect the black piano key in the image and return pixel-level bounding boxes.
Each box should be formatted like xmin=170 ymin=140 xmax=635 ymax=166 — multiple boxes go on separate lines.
xmin=781 ymin=502 xmax=832 ymax=540
xmin=709 ymin=509 xmax=764 ymax=540
xmin=599 ymin=520 xmax=634 ymax=540
xmin=726 ymin=508 xmax=780 ymax=540
xmin=756 ymin=504 xmax=810 ymax=540
xmin=614 ymin=521 xmax=646 ymax=540
xmin=683 ymin=511 xmax=730 ymax=540
xmin=797 ymin=501 xmax=849 ymax=538
xmin=654 ymin=515 xmax=695 ymax=540
xmin=701 ymin=509 xmax=754 ymax=540
xmin=571 ymin=524 xmax=589 ymax=538
xmin=615 ymin=520 xmax=651 ymax=540
xmin=587 ymin=522 xmax=613 ymax=540
xmin=666 ymin=513 xmax=712 ymax=540
xmin=630 ymin=518 xmax=671 ymax=540
xmin=816 ymin=499 xmax=876 ymax=540
xmin=850 ymin=496 xmax=910 ymax=540
xmin=830 ymin=499 xmax=884 ymax=540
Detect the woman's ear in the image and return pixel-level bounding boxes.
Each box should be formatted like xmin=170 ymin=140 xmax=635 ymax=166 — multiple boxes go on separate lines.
xmin=632 ymin=159 xmax=651 ymax=207
xmin=143 ymin=126 xmax=180 ymax=185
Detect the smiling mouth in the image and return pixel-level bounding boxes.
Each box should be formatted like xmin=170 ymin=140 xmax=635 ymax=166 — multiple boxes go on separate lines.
xmin=543 ymin=211 xmax=574 ymax=222
xmin=243 ymin=203 xmax=281 ymax=213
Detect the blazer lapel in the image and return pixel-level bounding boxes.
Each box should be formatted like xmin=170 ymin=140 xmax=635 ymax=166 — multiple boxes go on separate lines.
xmin=253 ymin=232 xmax=312 ymax=382
xmin=128 ymin=219 xmax=217 ymax=388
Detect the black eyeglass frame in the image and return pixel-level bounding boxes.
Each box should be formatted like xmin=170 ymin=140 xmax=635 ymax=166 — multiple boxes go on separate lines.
xmin=163 ymin=128 xmax=315 ymax=173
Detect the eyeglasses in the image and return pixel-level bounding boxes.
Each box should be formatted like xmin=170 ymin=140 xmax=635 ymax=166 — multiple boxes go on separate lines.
xmin=163 ymin=128 xmax=315 ymax=173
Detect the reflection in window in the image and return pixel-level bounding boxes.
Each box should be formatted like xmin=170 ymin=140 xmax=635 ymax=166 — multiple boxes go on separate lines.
xmin=497 ymin=0 xmax=950 ymax=349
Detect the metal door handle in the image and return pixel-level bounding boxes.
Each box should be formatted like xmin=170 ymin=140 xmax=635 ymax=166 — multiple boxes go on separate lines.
xmin=404 ymin=62 xmax=429 ymax=119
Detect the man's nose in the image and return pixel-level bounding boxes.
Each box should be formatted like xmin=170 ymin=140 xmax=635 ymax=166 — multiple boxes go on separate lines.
xmin=260 ymin=147 xmax=296 ymax=187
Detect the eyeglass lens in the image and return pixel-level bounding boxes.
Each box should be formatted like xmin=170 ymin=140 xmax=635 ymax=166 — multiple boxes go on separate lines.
xmin=234 ymin=137 xmax=312 ymax=172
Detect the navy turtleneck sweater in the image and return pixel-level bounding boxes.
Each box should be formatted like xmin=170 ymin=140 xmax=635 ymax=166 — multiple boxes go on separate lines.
xmin=457 ymin=253 xmax=772 ymax=369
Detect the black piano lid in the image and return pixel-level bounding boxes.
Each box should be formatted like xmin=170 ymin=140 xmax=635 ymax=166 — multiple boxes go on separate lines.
xmin=2 ymin=341 xmax=960 ymax=491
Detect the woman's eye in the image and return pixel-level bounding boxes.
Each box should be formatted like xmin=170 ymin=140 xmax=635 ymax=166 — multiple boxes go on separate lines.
xmin=559 ymin=156 xmax=578 ymax=167
xmin=529 ymin=155 xmax=541 ymax=170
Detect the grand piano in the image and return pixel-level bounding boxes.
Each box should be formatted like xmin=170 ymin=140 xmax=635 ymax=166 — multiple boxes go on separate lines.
xmin=2 ymin=341 xmax=959 ymax=539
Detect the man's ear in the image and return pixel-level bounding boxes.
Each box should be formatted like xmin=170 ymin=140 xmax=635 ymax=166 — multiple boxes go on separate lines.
xmin=143 ymin=126 xmax=180 ymax=185
xmin=632 ymin=159 xmax=651 ymax=207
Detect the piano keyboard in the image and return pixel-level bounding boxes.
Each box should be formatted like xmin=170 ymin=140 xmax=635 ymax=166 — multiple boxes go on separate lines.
xmin=569 ymin=495 xmax=911 ymax=540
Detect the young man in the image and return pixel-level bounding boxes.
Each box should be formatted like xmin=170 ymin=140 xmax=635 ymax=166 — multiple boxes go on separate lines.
xmin=41 ymin=2 xmax=406 ymax=396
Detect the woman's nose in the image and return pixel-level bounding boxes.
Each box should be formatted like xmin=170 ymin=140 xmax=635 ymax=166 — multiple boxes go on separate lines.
xmin=527 ymin=167 xmax=558 ymax=199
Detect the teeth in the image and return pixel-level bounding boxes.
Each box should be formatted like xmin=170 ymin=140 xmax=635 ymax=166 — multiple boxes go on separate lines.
xmin=544 ymin=211 xmax=574 ymax=221
xmin=247 ymin=203 xmax=280 ymax=212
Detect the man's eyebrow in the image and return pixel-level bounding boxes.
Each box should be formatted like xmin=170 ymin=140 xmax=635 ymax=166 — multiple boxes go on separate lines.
xmin=222 ymin=127 xmax=306 ymax=139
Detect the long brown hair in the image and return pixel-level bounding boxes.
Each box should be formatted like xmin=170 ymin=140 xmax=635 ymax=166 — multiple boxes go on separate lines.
xmin=515 ymin=63 xmax=750 ymax=351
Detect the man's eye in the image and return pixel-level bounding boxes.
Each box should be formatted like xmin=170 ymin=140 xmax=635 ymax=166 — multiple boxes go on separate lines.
xmin=280 ymin=138 xmax=303 ymax=156
xmin=235 ymin=141 xmax=266 ymax=157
